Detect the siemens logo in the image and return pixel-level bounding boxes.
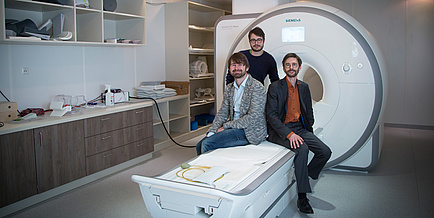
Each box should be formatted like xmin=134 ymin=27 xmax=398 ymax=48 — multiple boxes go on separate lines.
xmin=286 ymin=18 xmax=301 ymax=22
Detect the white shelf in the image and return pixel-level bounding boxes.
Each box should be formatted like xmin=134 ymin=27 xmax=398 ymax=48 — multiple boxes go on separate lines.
xmin=169 ymin=113 xmax=189 ymax=121
xmin=188 ymin=1 xmax=231 ymax=14
xmin=189 ymin=47 xmax=214 ymax=55
xmin=189 ymin=75 xmax=214 ymax=80
xmin=190 ymin=100 xmax=215 ymax=107
xmin=165 ymin=1 xmax=229 ymax=137
xmin=1 ymin=0 xmax=145 ymax=45
xmin=151 ymin=95 xmax=190 ymax=146
xmin=188 ymin=25 xmax=214 ymax=32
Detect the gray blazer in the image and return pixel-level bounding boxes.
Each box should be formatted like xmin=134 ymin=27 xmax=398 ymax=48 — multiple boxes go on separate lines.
xmin=208 ymin=75 xmax=267 ymax=145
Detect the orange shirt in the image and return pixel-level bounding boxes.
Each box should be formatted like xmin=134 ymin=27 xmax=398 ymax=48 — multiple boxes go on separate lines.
xmin=284 ymin=77 xmax=300 ymax=138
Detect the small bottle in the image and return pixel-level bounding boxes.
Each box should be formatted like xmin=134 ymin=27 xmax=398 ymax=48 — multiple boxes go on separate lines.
xmin=105 ymin=84 xmax=114 ymax=106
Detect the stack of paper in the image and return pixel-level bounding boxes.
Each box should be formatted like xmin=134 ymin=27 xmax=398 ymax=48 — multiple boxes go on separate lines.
xmin=135 ymin=86 xmax=177 ymax=99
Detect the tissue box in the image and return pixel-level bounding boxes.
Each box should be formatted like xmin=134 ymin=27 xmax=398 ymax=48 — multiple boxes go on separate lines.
xmin=0 ymin=102 xmax=18 ymax=121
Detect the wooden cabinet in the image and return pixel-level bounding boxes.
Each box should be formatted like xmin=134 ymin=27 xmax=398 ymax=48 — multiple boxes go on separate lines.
xmin=165 ymin=1 xmax=230 ymax=133
xmin=1 ymin=0 xmax=145 ymax=45
xmin=0 ymin=130 xmax=37 ymax=207
xmin=0 ymin=103 xmax=155 ymax=212
xmin=84 ymin=107 xmax=153 ymax=174
xmin=33 ymin=120 xmax=86 ymax=193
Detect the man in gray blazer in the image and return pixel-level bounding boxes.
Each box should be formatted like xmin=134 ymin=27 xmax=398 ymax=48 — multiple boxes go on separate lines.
xmin=196 ymin=52 xmax=267 ymax=155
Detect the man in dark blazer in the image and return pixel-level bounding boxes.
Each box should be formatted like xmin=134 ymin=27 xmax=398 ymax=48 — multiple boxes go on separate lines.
xmin=266 ymin=53 xmax=331 ymax=214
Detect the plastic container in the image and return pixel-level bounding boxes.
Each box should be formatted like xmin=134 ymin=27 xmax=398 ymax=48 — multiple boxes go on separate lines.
xmin=105 ymin=84 xmax=114 ymax=106
xmin=190 ymin=121 xmax=198 ymax=131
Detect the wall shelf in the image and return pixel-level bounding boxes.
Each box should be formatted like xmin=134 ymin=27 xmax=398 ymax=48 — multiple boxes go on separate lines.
xmin=1 ymin=0 xmax=145 ymax=45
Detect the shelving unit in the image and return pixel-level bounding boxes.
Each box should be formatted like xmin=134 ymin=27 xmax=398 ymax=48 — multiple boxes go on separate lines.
xmin=1 ymin=0 xmax=145 ymax=45
xmin=151 ymin=95 xmax=190 ymax=149
xmin=165 ymin=1 xmax=230 ymax=134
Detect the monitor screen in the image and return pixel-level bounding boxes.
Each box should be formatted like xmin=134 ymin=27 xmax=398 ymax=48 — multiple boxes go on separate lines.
xmin=282 ymin=27 xmax=305 ymax=42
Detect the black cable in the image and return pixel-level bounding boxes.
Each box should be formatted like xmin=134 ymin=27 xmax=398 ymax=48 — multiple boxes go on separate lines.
xmin=0 ymin=90 xmax=20 ymax=114
xmin=0 ymin=90 xmax=11 ymax=101
xmin=132 ymin=96 xmax=195 ymax=148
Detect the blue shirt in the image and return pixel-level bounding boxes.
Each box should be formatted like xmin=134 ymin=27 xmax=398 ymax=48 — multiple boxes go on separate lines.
xmin=233 ymin=74 xmax=249 ymax=120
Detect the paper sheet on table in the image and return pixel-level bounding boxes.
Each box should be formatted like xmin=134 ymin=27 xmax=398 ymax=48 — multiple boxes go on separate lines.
xmin=157 ymin=142 xmax=287 ymax=191
xmin=191 ymin=144 xmax=284 ymax=171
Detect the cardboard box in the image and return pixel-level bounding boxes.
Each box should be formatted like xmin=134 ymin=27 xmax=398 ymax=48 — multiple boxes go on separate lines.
xmin=0 ymin=102 xmax=18 ymax=121
xmin=161 ymin=81 xmax=189 ymax=95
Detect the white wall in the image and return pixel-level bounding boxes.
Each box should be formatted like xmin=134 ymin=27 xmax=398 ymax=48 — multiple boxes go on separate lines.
xmin=232 ymin=0 xmax=434 ymax=127
xmin=1 ymin=0 xmax=433 ymax=127
xmin=232 ymin=0 xmax=291 ymax=14
xmin=0 ymin=4 xmax=166 ymax=111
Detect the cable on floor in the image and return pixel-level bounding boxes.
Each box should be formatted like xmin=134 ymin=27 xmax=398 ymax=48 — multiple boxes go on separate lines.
xmin=131 ymin=96 xmax=196 ymax=148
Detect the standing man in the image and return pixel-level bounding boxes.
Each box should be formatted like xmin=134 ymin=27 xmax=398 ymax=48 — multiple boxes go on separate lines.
xmin=226 ymin=27 xmax=279 ymax=85
xmin=266 ymin=53 xmax=331 ymax=214
xmin=196 ymin=52 xmax=267 ymax=155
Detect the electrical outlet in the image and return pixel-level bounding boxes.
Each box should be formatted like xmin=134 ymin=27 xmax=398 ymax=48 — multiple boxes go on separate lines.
xmin=22 ymin=67 xmax=29 ymax=75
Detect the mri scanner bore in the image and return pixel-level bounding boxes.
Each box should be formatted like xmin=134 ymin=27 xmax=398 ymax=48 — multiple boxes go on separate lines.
xmin=215 ymin=2 xmax=388 ymax=171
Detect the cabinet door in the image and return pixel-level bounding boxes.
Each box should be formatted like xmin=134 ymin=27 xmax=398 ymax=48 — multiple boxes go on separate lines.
xmin=34 ymin=120 xmax=86 ymax=193
xmin=0 ymin=130 xmax=37 ymax=207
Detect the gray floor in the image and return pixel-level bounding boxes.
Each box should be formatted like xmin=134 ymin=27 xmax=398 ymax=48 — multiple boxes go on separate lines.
xmin=5 ymin=126 xmax=434 ymax=218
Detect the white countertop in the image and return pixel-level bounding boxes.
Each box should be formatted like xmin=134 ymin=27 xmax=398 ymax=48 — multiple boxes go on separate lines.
xmin=0 ymin=98 xmax=154 ymax=135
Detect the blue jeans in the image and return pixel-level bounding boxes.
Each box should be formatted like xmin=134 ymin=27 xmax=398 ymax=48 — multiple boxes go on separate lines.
xmin=196 ymin=129 xmax=249 ymax=155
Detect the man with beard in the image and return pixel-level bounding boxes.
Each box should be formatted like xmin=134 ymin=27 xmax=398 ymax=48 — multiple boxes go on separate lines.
xmin=226 ymin=27 xmax=278 ymax=85
xmin=196 ymin=52 xmax=267 ymax=155
xmin=266 ymin=53 xmax=331 ymax=214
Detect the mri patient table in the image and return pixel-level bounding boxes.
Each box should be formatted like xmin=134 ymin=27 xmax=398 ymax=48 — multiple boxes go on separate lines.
xmin=132 ymin=141 xmax=296 ymax=217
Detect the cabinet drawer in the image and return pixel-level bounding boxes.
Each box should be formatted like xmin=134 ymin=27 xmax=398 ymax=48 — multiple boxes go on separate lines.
xmin=84 ymin=107 xmax=152 ymax=137
xmin=85 ymin=122 xmax=153 ymax=156
xmin=86 ymin=138 xmax=153 ymax=175
xmin=84 ymin=112 xmax=123 ymax=137
xmin=125 ymin=107 xmax=153 ymax=127
xmin=129 ymin=137 xmax=154 ymax=159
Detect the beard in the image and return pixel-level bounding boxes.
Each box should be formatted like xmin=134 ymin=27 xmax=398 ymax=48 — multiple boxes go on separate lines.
xmin=251 ymin=44 xmax=263 ymax=52
xmin=285 ymin=69 xmax=299 ymax=78
xmin=231 ymin=70 xmax=246 ymax=79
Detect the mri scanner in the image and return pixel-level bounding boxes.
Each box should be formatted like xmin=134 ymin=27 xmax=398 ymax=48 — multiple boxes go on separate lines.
xmin=132 ymin=2 xmax=387 ymax=217
xmin=216 ymin=1 xmax=388 ymax=171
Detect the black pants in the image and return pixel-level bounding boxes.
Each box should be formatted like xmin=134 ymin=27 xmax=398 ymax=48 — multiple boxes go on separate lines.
xmin=285 ymin=122 xmax=332 ymax=193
